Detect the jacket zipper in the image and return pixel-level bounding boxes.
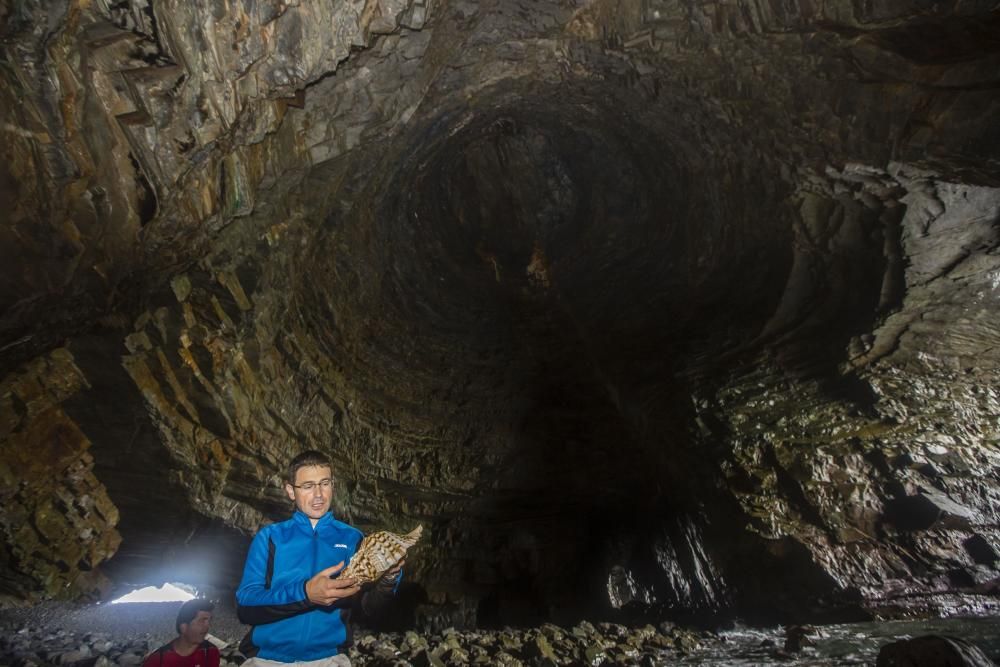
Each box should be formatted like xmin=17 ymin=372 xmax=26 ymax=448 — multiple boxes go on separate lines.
xmin=306 ymin=527 xmax=318 ymax=653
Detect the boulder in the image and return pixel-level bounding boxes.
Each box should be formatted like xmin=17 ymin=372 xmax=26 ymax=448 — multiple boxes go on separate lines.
xmin=876 ymin=635 xmax=996 ymax=667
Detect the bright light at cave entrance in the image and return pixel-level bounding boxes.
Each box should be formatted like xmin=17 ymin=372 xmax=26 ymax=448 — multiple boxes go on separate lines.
xmin=111 ymin=583 xmax=196 ymax=604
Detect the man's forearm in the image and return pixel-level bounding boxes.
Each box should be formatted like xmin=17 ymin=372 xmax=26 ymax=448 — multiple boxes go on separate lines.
xmin=236 ymin=597 xmax=315 ymax=625
xmin=238 ymin=582 xmax=360 ymax=625
xmin=236 ymin=533 xmax=315 ymax=624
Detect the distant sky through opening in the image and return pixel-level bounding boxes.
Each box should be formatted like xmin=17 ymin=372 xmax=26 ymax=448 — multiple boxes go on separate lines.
xmin=111 ymin=582 xmax=197 ymax=604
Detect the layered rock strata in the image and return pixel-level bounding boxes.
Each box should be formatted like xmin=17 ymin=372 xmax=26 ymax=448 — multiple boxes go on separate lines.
xmin=1 ymin=0 xmax=999 ymax=627
xmin=0 ymin=349 xmax=121 ymax=602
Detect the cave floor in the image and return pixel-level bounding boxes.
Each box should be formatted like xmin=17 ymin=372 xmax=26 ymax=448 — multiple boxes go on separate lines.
xmin=685 ymin=616 xmax=1000 ymax=665
xmin=2 ymin=600 xmax=999 ymax=666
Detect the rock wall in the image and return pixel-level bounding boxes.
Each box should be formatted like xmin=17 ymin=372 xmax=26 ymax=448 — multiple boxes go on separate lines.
xmin=1 ymin=0 xmax=999 ymax=625
xmin=0 ymin=0 xmax=425 ymax=372
xmin=680 ymin=165 xmax=1000 ymax=619
xmin=0 ymin=350 xmax=121 ymax=603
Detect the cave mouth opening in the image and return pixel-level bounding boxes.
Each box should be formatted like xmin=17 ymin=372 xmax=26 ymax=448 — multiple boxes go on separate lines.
xmin=110 ymin=582 xmax=197 ymax=604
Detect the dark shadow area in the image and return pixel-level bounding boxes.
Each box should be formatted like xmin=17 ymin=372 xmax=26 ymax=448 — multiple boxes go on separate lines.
xmin=64 ymin=333 xmax=250 ymax=594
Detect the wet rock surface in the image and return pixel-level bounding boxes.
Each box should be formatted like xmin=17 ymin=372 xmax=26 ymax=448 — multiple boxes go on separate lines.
xmin=876 ymin=635 xmax=997 ymax=667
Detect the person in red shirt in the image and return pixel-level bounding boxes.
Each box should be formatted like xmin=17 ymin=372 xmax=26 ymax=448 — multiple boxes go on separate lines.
xmin=143 ymin=598 xmax=221 ymax=667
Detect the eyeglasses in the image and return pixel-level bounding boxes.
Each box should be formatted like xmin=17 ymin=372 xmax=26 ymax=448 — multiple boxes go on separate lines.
xmin=292 ymin=479 xmax=333 ymax=492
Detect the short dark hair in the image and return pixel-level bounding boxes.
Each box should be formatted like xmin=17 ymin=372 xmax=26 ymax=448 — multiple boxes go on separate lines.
xmin=176 ymin=598 xmax=214 ymax=634
xmin=286 ymin=450 xmax=332 ymax=485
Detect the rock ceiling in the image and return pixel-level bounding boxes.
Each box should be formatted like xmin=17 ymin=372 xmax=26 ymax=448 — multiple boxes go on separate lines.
xmin=2 ymin=0 xmax=1000 ymax=626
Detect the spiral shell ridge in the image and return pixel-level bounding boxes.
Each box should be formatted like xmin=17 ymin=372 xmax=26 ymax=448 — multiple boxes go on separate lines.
xmin=341 ymin=524 xmax=423 ymax=584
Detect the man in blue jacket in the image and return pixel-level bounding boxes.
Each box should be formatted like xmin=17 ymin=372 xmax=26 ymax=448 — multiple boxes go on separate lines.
xmin=236 ymin=450 xmax=402 ymax=666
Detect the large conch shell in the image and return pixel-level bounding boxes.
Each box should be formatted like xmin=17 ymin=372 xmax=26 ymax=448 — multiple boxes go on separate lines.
xmin=341 ymin=524 xmax=422 ymax=584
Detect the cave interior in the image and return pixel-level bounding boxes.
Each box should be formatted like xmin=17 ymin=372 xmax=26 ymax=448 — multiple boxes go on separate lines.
xmin=2 ymin=0 xmax=1000 ymax=631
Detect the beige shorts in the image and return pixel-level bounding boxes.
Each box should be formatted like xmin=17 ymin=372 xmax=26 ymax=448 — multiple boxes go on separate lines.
xmin=241 ymin=655 xmax=351 ymax=667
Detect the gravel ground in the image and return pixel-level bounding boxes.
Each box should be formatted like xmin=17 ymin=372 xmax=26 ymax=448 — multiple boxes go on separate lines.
xmin=5 ymin=597 xmax=1000 ymax=667
xmin=0 ymin=594 xmax=248 ymax=652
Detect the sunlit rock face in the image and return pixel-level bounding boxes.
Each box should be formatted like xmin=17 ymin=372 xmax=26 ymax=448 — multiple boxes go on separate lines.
xmin=2 ymin=0 xmax=1000 ymax=626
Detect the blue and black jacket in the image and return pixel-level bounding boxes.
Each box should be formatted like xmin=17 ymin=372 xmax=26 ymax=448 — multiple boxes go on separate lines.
xmin=236 ymin=511 xmax=398 ymax=662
